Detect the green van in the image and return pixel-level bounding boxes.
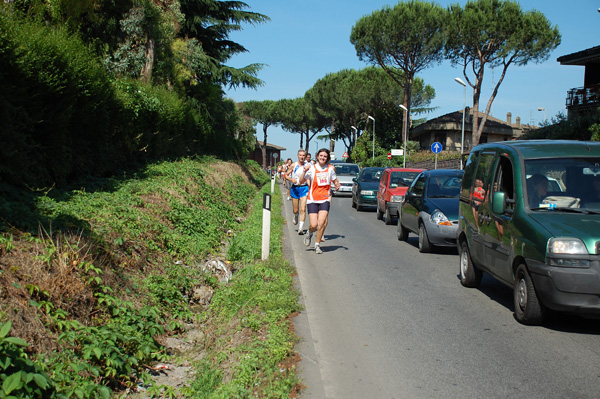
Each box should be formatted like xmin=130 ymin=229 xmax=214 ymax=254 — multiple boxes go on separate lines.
xmin=457 ymin=140 xmax=600 ymax=325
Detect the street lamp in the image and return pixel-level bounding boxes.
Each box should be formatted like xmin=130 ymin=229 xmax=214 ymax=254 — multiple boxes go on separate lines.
xmin=367 ymin=115 xmax=375 ymax=160
xmin=537 ymin=107 xmax=546 ymax=124
xmin=454 ymin=77 xmax=467 ymax=170
xmin=399 ymin=105 xmax=408 ymax=168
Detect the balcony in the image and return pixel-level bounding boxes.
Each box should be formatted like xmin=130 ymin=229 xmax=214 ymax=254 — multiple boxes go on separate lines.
xmin=565 ymin=85 xmax=600 ymax=109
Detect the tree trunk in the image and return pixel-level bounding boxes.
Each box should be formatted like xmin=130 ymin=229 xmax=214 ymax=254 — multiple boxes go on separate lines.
xmin=304 ymin=130 xmax=310 ymax=152
xmin=476 ymin=60 xmax=513 ymax=144
xmin=261 ymin=124 xmax=268 ymax=169
xmin=403 ymin=74 xmax=413 ymax=145
xmin=140 ymin=38 xmax=155 ymax=83
xmin=471 ymin=66 xmax=484 ymax=147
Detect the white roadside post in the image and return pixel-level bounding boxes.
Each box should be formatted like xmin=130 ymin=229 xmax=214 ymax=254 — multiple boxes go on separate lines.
xmin=271 ymin=172 xmax=275 ymax=193
xmin=261 ymin=193 xmax=271 ymax=260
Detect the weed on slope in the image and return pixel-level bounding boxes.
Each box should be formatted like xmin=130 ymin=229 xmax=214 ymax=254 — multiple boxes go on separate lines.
xmin=0 ymin=157 xmax=301 ymax=398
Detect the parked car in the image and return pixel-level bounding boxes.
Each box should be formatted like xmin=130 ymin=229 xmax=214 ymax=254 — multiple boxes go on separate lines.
xmin=376 ymin=168 xmax=423 ymax=224
xmin=332 ymin=163 xmax=360 ymax=196
xmin=351 ymin=167 xmax=385 ymax=211
xmin=457 ymin=140 xmax=600 ymax=325
xmin=397 ymin=169 xmax=463 ymax=253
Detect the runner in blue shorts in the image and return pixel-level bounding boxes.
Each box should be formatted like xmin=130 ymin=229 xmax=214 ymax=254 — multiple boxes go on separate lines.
xmin=285 ymin=149 xmax=309 ymax=234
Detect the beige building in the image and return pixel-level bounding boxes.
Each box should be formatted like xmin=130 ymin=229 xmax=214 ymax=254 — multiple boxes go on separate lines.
xmin=411 ymin=109 xmax=534 ymax=153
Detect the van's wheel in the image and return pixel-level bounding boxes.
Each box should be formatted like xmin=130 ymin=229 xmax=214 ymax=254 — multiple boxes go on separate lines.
xmin=397 ymin=222 xmax=409 ymax=241
xmin=418 ymin=223 xmax=432 ymax=253
xmin=459 ymin=241 xmax=482 ymax=287
xmin=514 ymin=264 xmax=545 ymax=325
xmin=385 ymin=207 xmax=394 ymax=225
xmin=376 ymin=204 xmax=383 ymax=220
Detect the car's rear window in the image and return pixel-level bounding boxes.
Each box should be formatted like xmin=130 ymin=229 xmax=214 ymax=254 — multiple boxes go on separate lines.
xmin=390 ymin=171 xmax=420 ymax=188
xmin=336 ymin=164 xmax=360 ymax=175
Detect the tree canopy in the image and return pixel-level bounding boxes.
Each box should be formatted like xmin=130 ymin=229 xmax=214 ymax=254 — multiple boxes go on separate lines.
xmin=6 ymin=0 xmax=269 ymax=90
xmin=350 ymin=1 xmax=446 ymax=145
xmin=446 ymin=0 xmax=561 ymax=147
xmin=306 ymin=67 xmax=435 ymax=154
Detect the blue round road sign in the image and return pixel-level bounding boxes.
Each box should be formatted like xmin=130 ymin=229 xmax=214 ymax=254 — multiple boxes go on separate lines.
xmin=431 ymin=142 xmax=442 ymax=154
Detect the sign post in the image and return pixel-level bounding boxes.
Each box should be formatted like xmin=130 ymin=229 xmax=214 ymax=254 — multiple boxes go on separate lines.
xmin=431 ymin=142 xmax=442 ymax=169
xmin=262 ymin=193 xmax=271 ymax=260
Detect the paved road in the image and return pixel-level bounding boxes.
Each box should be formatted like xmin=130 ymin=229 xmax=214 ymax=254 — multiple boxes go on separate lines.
xmin=280 ymin=184 xmax=600 ymax=399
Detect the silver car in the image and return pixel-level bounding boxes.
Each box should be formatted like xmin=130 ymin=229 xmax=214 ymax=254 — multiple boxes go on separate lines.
xmin=332 ymin=163 xmax=360 ymax=196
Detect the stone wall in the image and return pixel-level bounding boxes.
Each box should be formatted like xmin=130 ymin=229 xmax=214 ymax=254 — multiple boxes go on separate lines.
xmin=407 ymin=157 xmax=463 ymax=170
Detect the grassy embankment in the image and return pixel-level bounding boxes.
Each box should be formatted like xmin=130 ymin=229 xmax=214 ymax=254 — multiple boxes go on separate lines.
xmin=0 ymin=157 xmax=301 ymax=398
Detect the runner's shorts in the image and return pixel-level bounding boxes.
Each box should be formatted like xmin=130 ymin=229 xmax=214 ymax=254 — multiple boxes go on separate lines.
xmin=290 ymin=184 xmax=309 ymax=199
xmin=307 ymin=201 xmax=331 ymax=214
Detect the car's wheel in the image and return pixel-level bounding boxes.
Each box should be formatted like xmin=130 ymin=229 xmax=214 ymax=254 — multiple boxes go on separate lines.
xmin=459 ymin=241 xmax=482 ymax=288
xmin=514 ymin=264 xmax=545 ymax=325
xmin=376 ymin=204 xmax=383 ymax=220
xmin=397 ymin=221 xmax=409 ymax=241
xmin=385 ymin=206 xmax=395 ymax=225
xmin=418 ymin=223 xmax=432 ymax=253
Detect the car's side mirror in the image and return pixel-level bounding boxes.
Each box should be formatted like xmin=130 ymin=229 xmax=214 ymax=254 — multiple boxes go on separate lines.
xmin=492 ymin=191 xmax=506 ymax=214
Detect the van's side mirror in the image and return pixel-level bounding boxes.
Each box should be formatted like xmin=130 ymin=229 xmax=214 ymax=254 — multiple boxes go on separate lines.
xmin=492 ymin=191 xmax=506 ymax=214
xmin=352 ymin=177 xmax=357 ymax=183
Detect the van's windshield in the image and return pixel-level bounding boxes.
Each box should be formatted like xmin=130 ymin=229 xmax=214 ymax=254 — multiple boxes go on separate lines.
xmin=525 ymin=158 xmax=600 ymax=211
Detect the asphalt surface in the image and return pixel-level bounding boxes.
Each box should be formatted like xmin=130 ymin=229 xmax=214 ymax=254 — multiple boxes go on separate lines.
xmin=279 ymin=182 xmax=600 ymax=399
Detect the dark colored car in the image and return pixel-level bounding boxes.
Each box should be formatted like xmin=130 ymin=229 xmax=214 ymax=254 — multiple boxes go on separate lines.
xmin=351 ymin=167 xmax=385 ymax=211
xmin=397 ymin=169 xmax=463 ymax=253
xmin=457 ymin=140 xmax=600 ymax=325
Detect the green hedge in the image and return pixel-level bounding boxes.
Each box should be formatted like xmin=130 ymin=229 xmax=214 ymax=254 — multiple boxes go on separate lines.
xmin=0 ymin=10 xmax=243 ymax=191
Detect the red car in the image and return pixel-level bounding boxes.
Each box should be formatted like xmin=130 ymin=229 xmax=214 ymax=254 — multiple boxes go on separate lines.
xmin=377 ymin=168 xmax=424 ymax=224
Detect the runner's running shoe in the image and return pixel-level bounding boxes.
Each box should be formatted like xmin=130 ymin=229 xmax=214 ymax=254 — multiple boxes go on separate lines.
xmin=303 ymin=233 xmax=311 ymax=247
xmin=315 ymin=245 xmax=323 ymax=254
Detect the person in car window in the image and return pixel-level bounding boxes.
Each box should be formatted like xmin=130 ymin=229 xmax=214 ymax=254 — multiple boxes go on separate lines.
xmin=299 ymin=148 xmax=340 ymax=254
xmin=527 ymin=174 xmax=548 ymax=208
xmin=472 ymin=179 xmax=486 ymax=208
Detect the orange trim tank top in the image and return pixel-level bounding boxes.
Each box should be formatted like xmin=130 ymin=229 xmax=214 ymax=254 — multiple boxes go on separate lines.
xmin=305 ymin=164 xmax=336 ymax=203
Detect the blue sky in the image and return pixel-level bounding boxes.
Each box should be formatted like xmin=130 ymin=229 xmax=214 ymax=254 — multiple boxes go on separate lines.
xmin=225 ymin=0 xmax=599 ymax=162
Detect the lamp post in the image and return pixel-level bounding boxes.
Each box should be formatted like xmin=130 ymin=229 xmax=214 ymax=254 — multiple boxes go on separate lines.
xmin=367 ymin=115 xmax=375 ymax=160
xmin=399 ymin=105 xmax=408 ymax=168
xmin=537 ymin=107 xmax=546 ymax=124
xmin=454 ymin=77 xmax=467 ymax=170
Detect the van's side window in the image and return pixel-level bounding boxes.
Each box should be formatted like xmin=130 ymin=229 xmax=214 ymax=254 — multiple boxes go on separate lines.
xmin=490 ymin=155 xmax=515 ymax=212
xmin=473 ymin=153 xmax=496 ymax=203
